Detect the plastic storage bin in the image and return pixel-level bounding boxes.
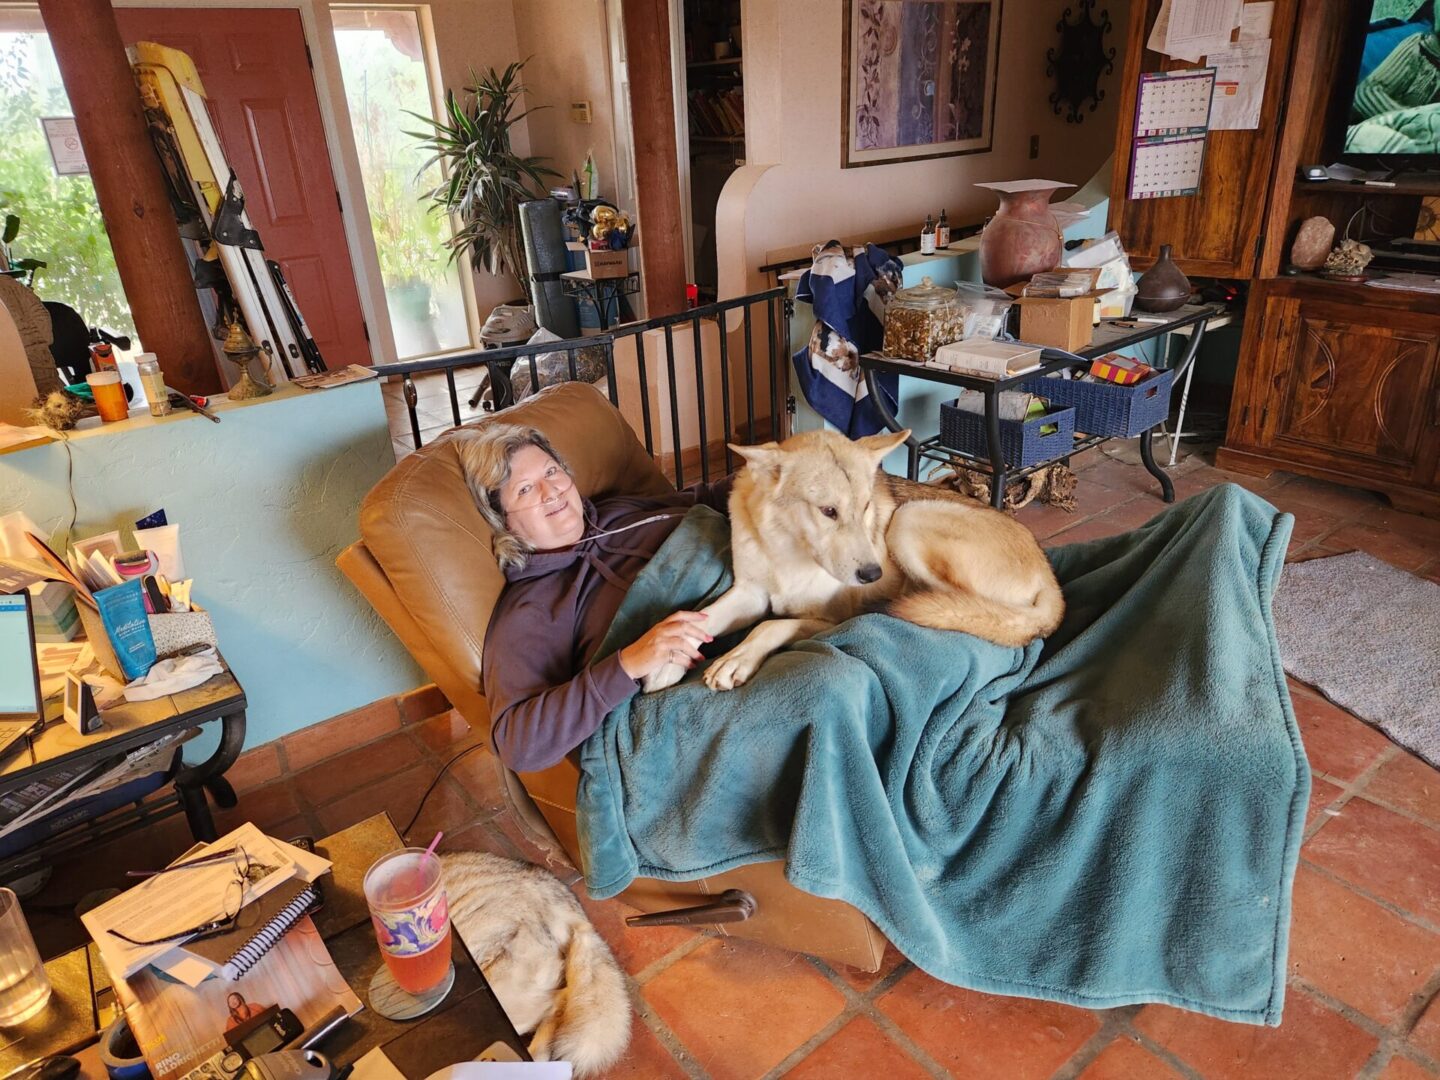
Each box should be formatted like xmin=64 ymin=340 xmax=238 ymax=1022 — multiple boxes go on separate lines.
xmin=1020 ymin=369 xmax=1174 ymax=438
xmin=939 ymin=401 xmax=1076 ymax=468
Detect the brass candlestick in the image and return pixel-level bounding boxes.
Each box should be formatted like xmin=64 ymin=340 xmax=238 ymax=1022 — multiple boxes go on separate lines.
xmin=222 ymin=321 xmax=272 ymax=399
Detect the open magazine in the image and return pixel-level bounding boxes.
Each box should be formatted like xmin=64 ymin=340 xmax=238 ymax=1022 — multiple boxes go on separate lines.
xmin=0 ymin=729 xmax=194 ymax=842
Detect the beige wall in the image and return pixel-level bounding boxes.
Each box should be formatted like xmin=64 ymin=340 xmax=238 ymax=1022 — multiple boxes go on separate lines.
xmin=511 ymin=0 xmax=620 ymax=199
xmin=719 ymin=0 xmax=1130 ymax=297
xmin=425 ymin=0 xmax=531 ymax=313
xmin=425 ymin=0 xmax=622 ymax=319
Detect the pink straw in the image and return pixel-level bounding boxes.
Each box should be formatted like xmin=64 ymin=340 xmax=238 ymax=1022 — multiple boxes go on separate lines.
xmin=423 ymin=831 xmax=443 ymax=858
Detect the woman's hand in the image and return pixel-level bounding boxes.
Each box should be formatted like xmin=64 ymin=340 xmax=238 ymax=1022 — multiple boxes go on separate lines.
xmin=618 ymin=611 xmax=712 ymax=680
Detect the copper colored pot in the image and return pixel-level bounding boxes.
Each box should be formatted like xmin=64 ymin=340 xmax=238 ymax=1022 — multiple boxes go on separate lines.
xmin=978 ymin=188 xmax=1065 ymax=289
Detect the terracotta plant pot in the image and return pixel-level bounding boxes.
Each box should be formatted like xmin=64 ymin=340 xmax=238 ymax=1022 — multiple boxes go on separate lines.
xmin=1134 ymin=245 xmax=1192 ymax=312
xmin=977 ymin=184 xmax=1069 ymax=288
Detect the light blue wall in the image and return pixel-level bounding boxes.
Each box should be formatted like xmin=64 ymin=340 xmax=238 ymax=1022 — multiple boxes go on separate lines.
xmin=0 ymin=382 xmax=424 ymax=747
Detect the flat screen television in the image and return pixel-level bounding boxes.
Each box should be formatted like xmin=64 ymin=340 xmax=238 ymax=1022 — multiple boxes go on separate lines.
xmin=1337 ymin=1 xmax=1440 ymax=161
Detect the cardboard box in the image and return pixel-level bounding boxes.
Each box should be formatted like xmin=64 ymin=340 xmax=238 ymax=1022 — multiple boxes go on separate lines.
xmin=1007 ymin=288 xmax=1102 ymax=352
xmin=585 ymin=247 xmax=630 ymax=279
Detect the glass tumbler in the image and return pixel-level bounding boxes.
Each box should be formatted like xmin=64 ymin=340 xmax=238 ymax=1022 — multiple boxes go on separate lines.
xmin=0 ymin=889 xmax=51 ymax=1027
xmin=363 ymin=849 xmax=451 ymax=995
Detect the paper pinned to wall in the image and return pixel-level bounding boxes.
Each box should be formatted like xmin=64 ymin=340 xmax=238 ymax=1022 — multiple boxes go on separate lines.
xmin=1208 ymin=39 xmax=1271 ymax=129
xmin=1135 ymin=68 xmax=1217 ymax=137
xmin=1239 ymin=1 xmax=1274 ymax=40
xmin=1148 ymin=0 xmax=1244 ymax=62
xmin=1129 ymin=134 xmax=1209 ymax=199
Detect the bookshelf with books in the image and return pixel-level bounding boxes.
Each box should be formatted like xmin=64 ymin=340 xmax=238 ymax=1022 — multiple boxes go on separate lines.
xmin=682 ymin=0 xmax=744 ymax=303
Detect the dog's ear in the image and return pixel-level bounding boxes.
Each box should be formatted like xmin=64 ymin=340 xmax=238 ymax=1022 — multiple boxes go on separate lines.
xmin=729 ymin=441 xmax=782 ymax=476
xmin=854 ymin=430 xmax=910 ymax=462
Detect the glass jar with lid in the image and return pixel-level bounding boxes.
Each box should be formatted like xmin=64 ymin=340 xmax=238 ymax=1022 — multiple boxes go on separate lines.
xmin=882 ymin=276 xmax=964 ymax=361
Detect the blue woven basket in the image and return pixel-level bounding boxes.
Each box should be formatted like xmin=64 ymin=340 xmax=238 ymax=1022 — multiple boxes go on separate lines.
xmin=938 ymin=403 xmax=1076 ymax=469
xmin=1019 ymin=369 xmax=1175 ymax=438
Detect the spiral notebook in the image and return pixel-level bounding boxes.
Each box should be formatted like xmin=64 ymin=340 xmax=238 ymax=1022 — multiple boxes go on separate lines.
xmin=181 ymin=879 xmax=319 ymax=980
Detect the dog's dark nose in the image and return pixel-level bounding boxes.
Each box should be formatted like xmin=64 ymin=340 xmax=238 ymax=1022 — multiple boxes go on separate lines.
xmin=856 ymin=563 xmax=883 ymax=584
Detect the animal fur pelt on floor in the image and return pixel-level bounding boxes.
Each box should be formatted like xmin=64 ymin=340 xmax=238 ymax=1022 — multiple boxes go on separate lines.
xmin=934 ymin=462 xmax=1077 ymax=512
xmin=440 ymin=852 xmax=629 ymax=1075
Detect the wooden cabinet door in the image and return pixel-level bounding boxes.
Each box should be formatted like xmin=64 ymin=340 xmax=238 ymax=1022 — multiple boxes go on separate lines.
xmin=1107 ymin=0 xmax=1300 ymax=279
xmin=1264 ymin=302 xmax=1440 ymax=482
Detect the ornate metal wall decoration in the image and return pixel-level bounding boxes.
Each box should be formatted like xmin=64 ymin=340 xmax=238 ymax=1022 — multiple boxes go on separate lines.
xmin=1046 ymin=1 xmax=1114 ymax=124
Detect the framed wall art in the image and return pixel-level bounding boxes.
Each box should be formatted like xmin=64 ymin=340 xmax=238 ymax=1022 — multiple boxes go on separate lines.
xmin=842 ymin=0 xmax=1003 ymax=169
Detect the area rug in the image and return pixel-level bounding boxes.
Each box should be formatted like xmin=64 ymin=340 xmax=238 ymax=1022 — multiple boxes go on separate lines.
xmin=1274 ymin=551 xmax=1440 ymax=767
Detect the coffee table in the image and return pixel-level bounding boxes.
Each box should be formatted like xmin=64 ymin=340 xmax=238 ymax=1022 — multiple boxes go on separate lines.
xmin=5 ymin=813 xmax=527 ymax=1078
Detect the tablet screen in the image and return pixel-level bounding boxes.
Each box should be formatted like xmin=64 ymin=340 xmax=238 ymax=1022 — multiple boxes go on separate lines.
xmin=0 ymin=594 xmax=39 ymax=717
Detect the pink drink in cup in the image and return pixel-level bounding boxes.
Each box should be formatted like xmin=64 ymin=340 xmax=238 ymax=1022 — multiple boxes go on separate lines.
xmin=363 ymin=848 xmax=451 ymax=994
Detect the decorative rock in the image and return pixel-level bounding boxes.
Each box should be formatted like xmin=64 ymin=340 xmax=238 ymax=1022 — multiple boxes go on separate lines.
xmin=1323 ymin=238 xmax=1374 ymax=279
xmin=1290 ymin=216 xmax=1335 ymax=270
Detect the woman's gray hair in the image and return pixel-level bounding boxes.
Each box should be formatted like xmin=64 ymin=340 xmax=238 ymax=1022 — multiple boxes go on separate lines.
xmin=455 ymin=424 xmax=573 ymax=571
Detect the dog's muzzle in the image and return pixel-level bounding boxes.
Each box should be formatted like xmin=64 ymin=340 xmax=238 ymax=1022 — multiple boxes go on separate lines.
xmin=856 ymin=563 xmax=883 ymax=585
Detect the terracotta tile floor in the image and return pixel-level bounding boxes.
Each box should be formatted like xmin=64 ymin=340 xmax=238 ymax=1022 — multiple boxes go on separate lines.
xmin=27 ymin=445 xmax=1440 ymax=1079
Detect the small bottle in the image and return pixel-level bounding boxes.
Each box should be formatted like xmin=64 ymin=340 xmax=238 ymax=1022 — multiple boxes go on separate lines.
xmin=89 ymin=341 xmax=116 ymax=371
xmin=136 ymin=354 xmax=172 ymax=417
xmin=936 ymin=209 xmax=950 ymax=247
xmin=920 ymin=214 xmax=936 ymax=256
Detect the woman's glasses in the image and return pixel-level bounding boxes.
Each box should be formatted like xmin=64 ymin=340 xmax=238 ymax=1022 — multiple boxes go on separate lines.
xmin=108 ymin=848 xmax=275 ymax=947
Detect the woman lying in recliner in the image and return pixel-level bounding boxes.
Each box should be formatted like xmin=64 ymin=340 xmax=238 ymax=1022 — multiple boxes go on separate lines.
xmin=457 ymin=424 xmax=731 ymax=773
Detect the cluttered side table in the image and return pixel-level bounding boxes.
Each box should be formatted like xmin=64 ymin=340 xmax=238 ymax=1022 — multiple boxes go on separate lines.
xmin=859 ymin=303 xmax=1225 ymax=509
xmin=0 ymin=664 xmax=246 ymax=879
xmin=559 ymin=270 xmax=639 ymax=332
xmin=8 ymin=814 xmax=527 ymax=1080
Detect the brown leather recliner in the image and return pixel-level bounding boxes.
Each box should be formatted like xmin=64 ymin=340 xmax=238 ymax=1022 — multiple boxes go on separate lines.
xmin=337 ymin=381 xmax=886 ymax=972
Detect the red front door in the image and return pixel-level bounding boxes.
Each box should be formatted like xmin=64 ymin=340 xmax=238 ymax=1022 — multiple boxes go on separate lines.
xmin=115 ymin=8 xmax=371 ymax=367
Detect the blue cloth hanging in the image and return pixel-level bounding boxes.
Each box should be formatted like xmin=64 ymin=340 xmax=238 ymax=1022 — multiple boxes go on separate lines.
xmin=791 ymin=241 xmax=904 ymax=438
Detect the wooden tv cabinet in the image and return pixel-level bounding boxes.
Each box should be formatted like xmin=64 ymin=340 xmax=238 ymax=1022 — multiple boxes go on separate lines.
xmin=1110 ymin=0 xmax=1440 ymax=517
xmin=1215 ymin=277 xmax=1440 ymax=517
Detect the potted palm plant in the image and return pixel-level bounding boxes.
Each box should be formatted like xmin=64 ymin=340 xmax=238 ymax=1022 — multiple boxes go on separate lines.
xmin=409 ymin=61 xmax=558 ymax=301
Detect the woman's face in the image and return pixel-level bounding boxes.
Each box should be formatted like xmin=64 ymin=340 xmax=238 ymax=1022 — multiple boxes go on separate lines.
xmin=499 ymin=444 xmax=584 ymax=551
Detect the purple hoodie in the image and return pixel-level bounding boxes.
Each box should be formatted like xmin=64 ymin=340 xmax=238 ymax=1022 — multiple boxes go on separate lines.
xmin=482 ymin=480 xmax=732 ymax=772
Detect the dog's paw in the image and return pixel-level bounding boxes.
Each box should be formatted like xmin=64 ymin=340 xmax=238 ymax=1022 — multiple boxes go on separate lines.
xmin=703 ymin=647 xmax=764 ymax=691
xmin=641 ymin=662 xmax=687 ymax=693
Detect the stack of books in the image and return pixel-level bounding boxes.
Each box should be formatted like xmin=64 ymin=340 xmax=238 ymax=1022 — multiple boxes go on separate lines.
xmin=29 ymin=581 xmax=78 ymax=642
xmin=81 ymin=822 xmax=361 ymax=1080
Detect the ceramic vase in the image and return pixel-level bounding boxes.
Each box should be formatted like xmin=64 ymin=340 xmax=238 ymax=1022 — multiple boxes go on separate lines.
xmin=1134 ymin=245 xmax=1192 ymax=312
xmin=978 ymin=185 xmax=1067 ymax=288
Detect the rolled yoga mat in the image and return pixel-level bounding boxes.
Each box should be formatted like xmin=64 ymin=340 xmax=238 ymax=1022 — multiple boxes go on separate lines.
xmin=519 ymin=198 xmax=579 ymax=339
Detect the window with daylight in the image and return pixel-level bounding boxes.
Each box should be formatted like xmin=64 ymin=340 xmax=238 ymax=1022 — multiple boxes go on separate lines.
xmin=332 ymin=7 xmax=472 ymax=360
xmin=0 ymin=14 xmax=137 ymax=343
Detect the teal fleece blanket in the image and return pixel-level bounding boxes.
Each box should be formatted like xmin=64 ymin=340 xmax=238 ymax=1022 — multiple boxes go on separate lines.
xmin=577 ymin=484 xmax=1307 ymax=1025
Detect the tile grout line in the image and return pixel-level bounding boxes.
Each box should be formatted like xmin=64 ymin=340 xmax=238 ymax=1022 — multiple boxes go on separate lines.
xmin=1290 ymin=977 xmax=1440 ymax=1077
xmin=1302 ymin=743 xmax=1402 ymax=844
xmin=802 ymin=955 xmax=954 ymax=1080
xmin=1297 ymin=857 xmax=1440 ymax=937
xmin=626 ymin=988 xmax=709 ymax=1080
xmin=1045 ymin=1009 xmax=1138 ymax=1080
xmin=628 ymin=932 xmax=712 ymax=986
xmin=1111 ymin=1020 xmax=1209 ymax=1080
xmin=762 ymin=1009 xmax=867 ymax=1080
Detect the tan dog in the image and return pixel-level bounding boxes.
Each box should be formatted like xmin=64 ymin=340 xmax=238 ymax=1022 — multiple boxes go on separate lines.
xmin=643 ymin=428 xmax=1065 ymax=693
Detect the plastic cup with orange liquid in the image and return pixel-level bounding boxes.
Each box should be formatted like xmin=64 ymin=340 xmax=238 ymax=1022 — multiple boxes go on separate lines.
xmin=363 ymin=848 xmax=452 ymax=995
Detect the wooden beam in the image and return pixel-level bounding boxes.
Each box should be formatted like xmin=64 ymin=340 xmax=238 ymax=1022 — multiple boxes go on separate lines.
xmin=620 ymin=0 xmax=687 ymax=317
xmin=37 ymin=0 xmax=220 ymax=394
